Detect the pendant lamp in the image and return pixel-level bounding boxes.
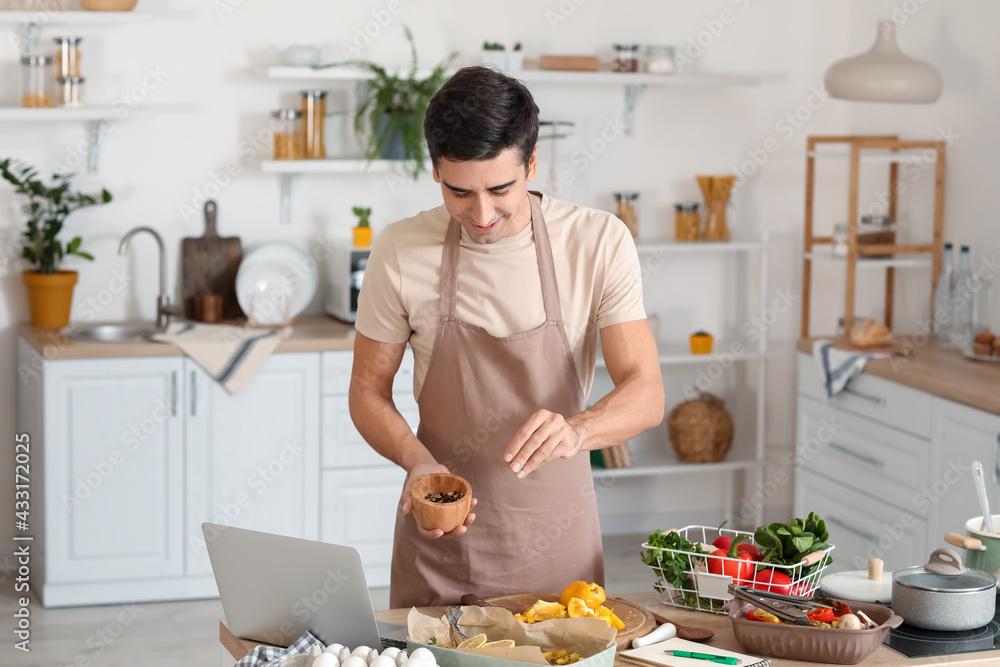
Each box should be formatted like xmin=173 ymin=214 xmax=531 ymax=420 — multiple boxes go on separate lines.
xmin=825 ymin=20 xmax=943 ymax=103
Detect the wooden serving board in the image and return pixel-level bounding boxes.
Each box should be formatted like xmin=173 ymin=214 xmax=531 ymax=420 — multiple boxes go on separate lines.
xmin=181 ymin=200 xmax=243 ymax=320
xmin=830 ymin=335 xmax=911 ymax=356
xmin=484 ymin=592 xmax=656 ymax=651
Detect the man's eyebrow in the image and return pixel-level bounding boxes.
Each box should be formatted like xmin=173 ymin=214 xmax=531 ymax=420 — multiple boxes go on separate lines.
xmin=442 ymin=179 xmax=518 ymax=193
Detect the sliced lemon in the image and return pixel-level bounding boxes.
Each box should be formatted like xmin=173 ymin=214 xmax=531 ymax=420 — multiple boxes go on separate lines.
xmin=457 ymin=633 xmax=488 ymax=649
xmin=483 ymin=640 xmax=516 ymax=648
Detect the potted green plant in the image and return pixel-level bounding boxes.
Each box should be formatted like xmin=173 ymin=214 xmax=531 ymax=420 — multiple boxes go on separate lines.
xmin=481 ymin=41 xmax=507 ymax=68
xmin=689 ymin=330 xmax=714 ymax=355
xmin=352 ymin=206 xmax=372 ymax=248
xmin=1 ymin=158 xmax=112 ymax=327
xmin=316 ymin=26 xmax=454 ymax=179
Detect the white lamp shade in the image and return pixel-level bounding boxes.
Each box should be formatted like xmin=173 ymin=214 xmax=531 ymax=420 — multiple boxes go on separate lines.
xmin=825 ymin=20 xmax=943 ymax=103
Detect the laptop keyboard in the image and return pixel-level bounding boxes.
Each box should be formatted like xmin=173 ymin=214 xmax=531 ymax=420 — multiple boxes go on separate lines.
xmin=380 ymin=637 xmax=409 ymax=651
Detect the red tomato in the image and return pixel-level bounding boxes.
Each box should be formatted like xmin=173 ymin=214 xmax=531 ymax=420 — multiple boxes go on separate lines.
xmin=708 ymin=549 xmax=754 ymax=584
xmin=750 ymin=569 xmax=793 ymax=595
xmin=736 ymin=542 xmax=762 ymax=561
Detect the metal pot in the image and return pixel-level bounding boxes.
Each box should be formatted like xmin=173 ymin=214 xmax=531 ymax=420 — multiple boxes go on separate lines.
xmin=892 ymin=548 xmax=997 ymax=632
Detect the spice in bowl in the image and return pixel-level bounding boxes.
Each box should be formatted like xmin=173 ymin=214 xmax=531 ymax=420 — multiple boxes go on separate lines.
xmin=424 ymin=490 xmax=465 ymax=503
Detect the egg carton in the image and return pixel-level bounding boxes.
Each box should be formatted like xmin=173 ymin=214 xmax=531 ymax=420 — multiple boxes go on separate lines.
xmin=282 ymin=644 xmax=436 ymax=667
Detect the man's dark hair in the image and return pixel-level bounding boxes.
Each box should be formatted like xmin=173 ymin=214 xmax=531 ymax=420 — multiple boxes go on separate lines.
xmin=424 ymin=66 xmax=539 ymax=169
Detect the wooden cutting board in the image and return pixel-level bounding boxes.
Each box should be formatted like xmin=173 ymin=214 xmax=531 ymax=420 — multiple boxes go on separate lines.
xmin=182 ymin=200 xmax=242 ymax=320
xmin=484 ymin=592 xmax=656 ymax=651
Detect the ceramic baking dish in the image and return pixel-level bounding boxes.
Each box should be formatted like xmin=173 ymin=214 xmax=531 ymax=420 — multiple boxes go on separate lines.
xmin=728 ymin=599 xmax=903 ymax=665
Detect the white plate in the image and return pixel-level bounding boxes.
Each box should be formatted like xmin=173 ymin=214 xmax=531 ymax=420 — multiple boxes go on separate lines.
xmin=963 ymin=349 xmax=1000 ymax=363
xmin=236 ymin=242 xmax=317 ymax=325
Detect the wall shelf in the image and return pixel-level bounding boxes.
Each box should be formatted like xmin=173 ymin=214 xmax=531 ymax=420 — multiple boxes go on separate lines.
xmin=260 ymin=159 xmax=402 ymax=174
xmin=0 ymin=10 xmax=155 ymax=26
xmin=804 ymin=251 xmax=933 ymax=269
xmin=591 ymin=447 xmax=761 ymax=480
xmin=636 ymin=237 xmax=766 ymax=254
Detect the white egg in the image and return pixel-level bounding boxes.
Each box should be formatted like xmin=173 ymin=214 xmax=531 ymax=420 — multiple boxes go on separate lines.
xmin=370 ymin=655 xmax=397 ymax=667
xmin=409 ymin=648 xmax=434 ymax=662
xmin=394 ymin=651 xmax=408 ymax=666
xmin=380 ymin=648 xmax=400 ymax=661
xmin=313 ymin=654 xmax=339 ymax=667
xmin=325 ymin=643 xmax=345 ymax=655
xmin=351 ymin=647 xmax=373 ymax=659
xmin=341 ymin=656 xmax=369 ymax=667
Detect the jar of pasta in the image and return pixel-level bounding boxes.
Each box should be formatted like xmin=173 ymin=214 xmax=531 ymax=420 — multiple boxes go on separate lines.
xmin=53 ymin=36 xmax=83 ymax=78
xmin=21 ymin=55 xmax=53 ymax=108
xmin=271 ymin=109 xmax=303 ymax=160
xmin=301 ymin=90 xmax=327 ymax=159
xmin=613 ymin=191 xmax=639 ymax=238
xmin=674 ymin=202 xmax=701 ymax=241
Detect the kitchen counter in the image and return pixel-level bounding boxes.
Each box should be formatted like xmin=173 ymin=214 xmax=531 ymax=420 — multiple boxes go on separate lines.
xmin=219 ymin=591 xmax=1000 ymax=666
xmin=18 ymin=314 xmax=356 ymax=360
xmin=797 ymin=337 xmax=1000 ymax=416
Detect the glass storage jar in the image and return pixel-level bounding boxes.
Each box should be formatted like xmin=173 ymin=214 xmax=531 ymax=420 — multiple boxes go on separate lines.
xmin=56 ymin=76 xmax=84 ymax=107
xmin=674 ymin=202 xmax=700 ymax=241
xmin=271 ymin=109 xmax=303 ymax=160
xmin=301 ymin=90 xmax=327 ymax=159
xmin=613 ymin=191 xmax=639 ymax=238
xmin=53 ymin=36 xmax=82 ymax=77
xmin=645 ymin=45 xmax=676 ymax=74
xmin=613 ymin=44 xmax=640 ymax=72
xmin=21 ymin=55 xmax=54 ymax=108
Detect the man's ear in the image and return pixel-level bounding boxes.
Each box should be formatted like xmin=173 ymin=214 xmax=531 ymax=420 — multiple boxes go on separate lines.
xmin=432 ymin=164 xmax=441 ymax=183
xmin=526 ymin=144 xmax=538 ymax=182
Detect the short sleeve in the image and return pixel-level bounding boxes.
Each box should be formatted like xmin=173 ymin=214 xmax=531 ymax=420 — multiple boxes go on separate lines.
xmin=355 ymin=230 xmax=411 ymax=344
xmin=596 ymin=220 xmax=646 ymax=329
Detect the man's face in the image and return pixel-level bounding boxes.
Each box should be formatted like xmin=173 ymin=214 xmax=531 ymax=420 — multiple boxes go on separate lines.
xmin=433 ymin=146 xmax=538 ymax=245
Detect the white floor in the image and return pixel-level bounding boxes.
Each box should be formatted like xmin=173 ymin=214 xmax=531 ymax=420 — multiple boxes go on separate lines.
xmin=1 ymin=533 xmax=653 ymax=667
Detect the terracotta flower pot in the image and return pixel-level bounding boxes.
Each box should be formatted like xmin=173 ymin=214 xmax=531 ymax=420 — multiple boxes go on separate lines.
xmin=410 ymin=473 xmax=472 ymax=533
xmin=353 ymin=226 xmax=373 ymax=248
xmin=689 ymin=333 xmax=713 ymax=355
xmin=22 ymin=270 xmax=78 ymax=328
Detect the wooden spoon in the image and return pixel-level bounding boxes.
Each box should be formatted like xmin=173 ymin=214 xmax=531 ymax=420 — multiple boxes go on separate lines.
xmin=610 ymin=600 xmax=714 ymax=643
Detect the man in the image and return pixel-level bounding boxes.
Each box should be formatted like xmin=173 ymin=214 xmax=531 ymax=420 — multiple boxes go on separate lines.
xmin=349 ymin=66 xmax=664 ymax=607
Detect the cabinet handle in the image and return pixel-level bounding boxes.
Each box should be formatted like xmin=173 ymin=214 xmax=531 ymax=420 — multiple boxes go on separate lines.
xmin=827 ymin=515 xmax=880 ymax=544
xmin=190 ymin=370 xmax=197 ymax=416
xmin=829 ymin=442 xmax=885 ymax=468
xmin=842 ymin=387 xmax=887 ymax=406
xmin=170 ymin=371 xmax=178 ymax=416
xmin=994 ymin=433 xmax=1000 ymax=484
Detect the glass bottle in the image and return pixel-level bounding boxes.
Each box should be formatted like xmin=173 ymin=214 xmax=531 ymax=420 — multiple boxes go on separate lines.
xmin=21 ymin=55 xmax=53 ymax=108
xmin=301 ymin=90 xmax=327 ymax=159
xmin=933 ymin=242 xmax=954 ymax=347
xmin=949 ymin=245 xmax=974 ymax=351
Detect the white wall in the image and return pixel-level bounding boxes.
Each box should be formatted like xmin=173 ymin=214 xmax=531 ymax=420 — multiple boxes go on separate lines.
xmin=0 ymin=0 xmax=996 ymax=560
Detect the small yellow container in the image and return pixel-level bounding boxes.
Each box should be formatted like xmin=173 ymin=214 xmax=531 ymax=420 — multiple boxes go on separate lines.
xmin=353 ymin=226 xmax=372 ymax=248
xmin=689 ymin=332 xmax=713 ymax=355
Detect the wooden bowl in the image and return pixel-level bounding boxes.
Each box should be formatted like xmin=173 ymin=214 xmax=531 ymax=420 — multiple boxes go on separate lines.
xmin=410 ymin=473 xmax=472 ymax=533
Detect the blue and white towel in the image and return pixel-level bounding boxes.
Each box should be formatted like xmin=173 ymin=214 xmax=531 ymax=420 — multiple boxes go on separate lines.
xmin=153 ymin=322 xmax=292 ymax=395
xmin=234 ymin=630 xmax=323 ymax=667
xmin=812 ymin=339 xmax=890 ymax=399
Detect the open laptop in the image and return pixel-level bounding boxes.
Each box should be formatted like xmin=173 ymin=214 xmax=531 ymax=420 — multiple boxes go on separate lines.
xmin=202 ymin=522 xmax=408 ymax=648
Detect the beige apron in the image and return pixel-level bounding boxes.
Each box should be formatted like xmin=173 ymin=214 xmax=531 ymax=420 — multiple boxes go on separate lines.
xmin=389 ymin=193 xmax=605 ymax=608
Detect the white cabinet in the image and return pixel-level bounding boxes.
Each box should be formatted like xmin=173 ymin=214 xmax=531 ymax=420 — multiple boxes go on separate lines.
xmin=319 ymin=350 xmax=412 ymax=587
xmin=26 ymin=350 xmax=187 ymax=605
xmin=185 ymin=353 xmax=320 ymax=577
xmin=929 ymin=398 xmax=1000 ymax=540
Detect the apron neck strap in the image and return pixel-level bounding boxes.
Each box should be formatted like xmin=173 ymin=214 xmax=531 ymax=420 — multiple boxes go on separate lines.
xmin=440 ymin=191 xmax=563 ymax=323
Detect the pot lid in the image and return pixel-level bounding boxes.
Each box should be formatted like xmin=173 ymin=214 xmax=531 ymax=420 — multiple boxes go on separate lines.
xmin=894 ymin=548 xmax=997 ymax=594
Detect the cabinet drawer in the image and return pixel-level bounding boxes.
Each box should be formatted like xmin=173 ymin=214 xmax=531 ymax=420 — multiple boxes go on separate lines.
xmin=797 ymin=396 xmax=930 ymax=515
xmin=797 ymin=352 xmax=931 ymax=438
xmin=321 ymin=467 xmax=406 ymax=588
xmin=322 ymin=349 xmax=415 ymax=396
xmin=322 ymin=394 xmax=420 ymax=467
xmin=795 ymin=469 xmax=927 ymax=574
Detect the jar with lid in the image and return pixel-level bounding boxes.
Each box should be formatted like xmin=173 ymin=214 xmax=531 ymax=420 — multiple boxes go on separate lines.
xmin=613 ymin=192 xmax=639 ymax=238
xmin=53 ymin=36 xmax=82 ymax=77
xmin=271 ymin=109 xmax=303 ymax=160
xmin=645 ymin=45 xmax=676 ymax=74
xmin=56 ymin=76 xmax=84 ymax=107
xmin=21 ymin=55 xmax=53 ymax=108
xmin=301 ymin=90 xmax=327 ymax=159
xmin=612 ymin=44 xmax=639 ymax=73
xmin=674 ymin=202 xmax=700 ymax=241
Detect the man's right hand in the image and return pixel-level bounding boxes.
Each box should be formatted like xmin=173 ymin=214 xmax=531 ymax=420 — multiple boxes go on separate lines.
xmin=400 ymin=461 xmax=477 ymax=539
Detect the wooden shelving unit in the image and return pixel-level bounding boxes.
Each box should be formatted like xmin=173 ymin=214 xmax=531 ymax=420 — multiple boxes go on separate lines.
xmin=801 ymin=135 xmax=947 ymax=337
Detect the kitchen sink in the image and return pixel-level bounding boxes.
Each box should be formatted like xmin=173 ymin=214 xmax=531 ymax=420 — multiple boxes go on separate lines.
xmin=65 ymin=321 xmax=164 ymax=343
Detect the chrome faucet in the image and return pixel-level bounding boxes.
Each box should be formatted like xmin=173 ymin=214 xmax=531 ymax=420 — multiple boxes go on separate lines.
xmin=119 ymin=226 xmax=177 ymax=329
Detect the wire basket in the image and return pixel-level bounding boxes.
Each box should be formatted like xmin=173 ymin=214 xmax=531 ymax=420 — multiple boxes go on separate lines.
xmin=640 ymin=525 xmax=835 ymax=615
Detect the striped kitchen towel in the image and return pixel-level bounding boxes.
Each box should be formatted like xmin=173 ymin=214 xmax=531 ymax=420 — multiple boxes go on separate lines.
xmin=153 ymin=322 xmax=292 ymax=395
xmin=234 ymin=630 xmax=322 ymax=667
xmin=812 ymin=339 xmax=890 ymax=399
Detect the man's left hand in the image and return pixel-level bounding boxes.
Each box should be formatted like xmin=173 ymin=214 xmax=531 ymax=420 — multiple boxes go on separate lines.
xmin=503 ymin=410 xmax=581 ymax=478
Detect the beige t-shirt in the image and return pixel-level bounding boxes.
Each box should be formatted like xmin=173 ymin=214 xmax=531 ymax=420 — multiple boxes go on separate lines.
xmin=355 ymin=192 xmax=646 ymax=400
